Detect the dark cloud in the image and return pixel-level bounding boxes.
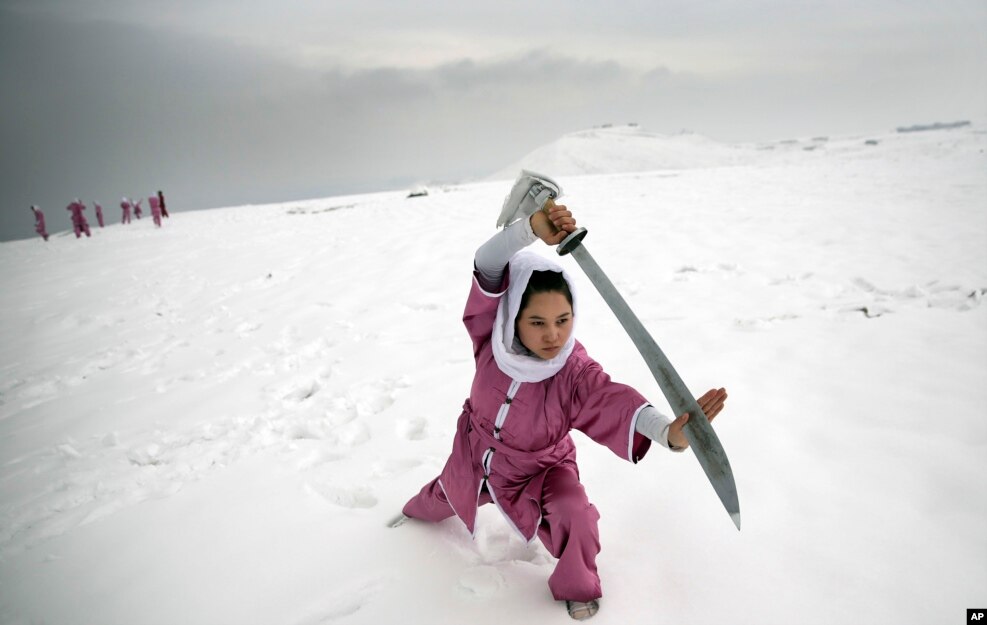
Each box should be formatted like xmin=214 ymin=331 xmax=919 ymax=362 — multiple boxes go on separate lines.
xmin=0 ymin=9 xmax=318 ymax=240
xmin=1 ymin=3 xmax=984 ymax=241
xmin=0 ymin=13 xmax=651 ymax=241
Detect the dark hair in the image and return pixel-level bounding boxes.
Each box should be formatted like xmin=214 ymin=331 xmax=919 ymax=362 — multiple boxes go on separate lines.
xmin=518 ymin=270 xmax=573 ymax=314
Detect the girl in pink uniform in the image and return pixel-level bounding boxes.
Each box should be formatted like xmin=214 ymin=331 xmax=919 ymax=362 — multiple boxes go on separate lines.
xmin=66 ymin=199 xmax=91 ymax=238
xmin=94 ymin=202 xmax=105 ymax=227
xmin=401 ymin=202 xmax=728 ymax=620
xmin=149 ymin=195 xmax=162 ymax=227
xmin=31 ymin=205 xmax=49 ymax=241
xmin=120 ymin=198 xmax=132 ymax=224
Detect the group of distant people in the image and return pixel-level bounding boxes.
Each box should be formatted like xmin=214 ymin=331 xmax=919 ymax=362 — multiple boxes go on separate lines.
xmin=31 ymin=190 xmax=170 ymax=241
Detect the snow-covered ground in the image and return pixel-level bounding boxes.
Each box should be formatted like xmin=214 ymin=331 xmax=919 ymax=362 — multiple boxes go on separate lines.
xmin=1 ymin=124 xmax=985 ymax=624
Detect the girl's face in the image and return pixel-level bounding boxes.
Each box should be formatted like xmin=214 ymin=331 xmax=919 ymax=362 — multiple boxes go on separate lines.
xmin=516 ymin=291 xmax=573 ymax=360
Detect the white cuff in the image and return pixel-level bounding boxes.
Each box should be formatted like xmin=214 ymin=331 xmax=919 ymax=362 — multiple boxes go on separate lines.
xmin=634 ymin=405 xmax=685 ymax=452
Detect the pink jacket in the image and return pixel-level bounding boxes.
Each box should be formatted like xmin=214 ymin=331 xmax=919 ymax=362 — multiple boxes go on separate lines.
xmin=67 ymin=200 xmax=86 ymax=223
xmin=436 ymin=272 xmax=653 ymax=541
xmin=32 ymin=207 xmax=47 ymax=235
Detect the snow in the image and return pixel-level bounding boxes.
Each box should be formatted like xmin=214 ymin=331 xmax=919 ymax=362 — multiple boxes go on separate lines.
xmin=1 ymin=124 xmax=986 ymax=624
xmin=488 ymin=125 xmax=755 ymax=180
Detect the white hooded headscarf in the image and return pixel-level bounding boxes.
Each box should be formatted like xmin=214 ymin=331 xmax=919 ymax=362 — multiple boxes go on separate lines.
xmin=491 ymin=250 xmax=578 ymax=382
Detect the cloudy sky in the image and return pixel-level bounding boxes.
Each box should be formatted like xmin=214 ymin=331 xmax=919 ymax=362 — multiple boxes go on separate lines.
xmin=2 ymin=0 xmax=984 ymax=241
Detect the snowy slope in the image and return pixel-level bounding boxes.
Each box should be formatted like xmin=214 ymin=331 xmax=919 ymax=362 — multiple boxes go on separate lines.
xmin=488 ymin=124 xmax=764 ymax=180
xmin=1 ymin=124 xmax=985 ymax=625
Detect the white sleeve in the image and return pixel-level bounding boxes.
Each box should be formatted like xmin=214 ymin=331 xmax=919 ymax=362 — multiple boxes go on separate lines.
xmin=473 ymin=217 xmax=538 ymax=291
xmin=634 ymin=405 xmax=686 ymax=452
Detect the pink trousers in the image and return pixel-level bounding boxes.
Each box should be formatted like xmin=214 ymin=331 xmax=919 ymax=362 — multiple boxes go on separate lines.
xmin=403 ymin=465 xmax=602 ymax=601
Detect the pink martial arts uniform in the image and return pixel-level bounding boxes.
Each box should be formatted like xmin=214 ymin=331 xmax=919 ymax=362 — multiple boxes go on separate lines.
xmin=67 ymin=199 xmax=91 ymax=238
xmin=149 ymin=196 xmax=162 ymax=227
xmin=403 ymin=261 xmax=653 ymax=603
xmin=95 ymin=202 xmax=105 ymax=227
xmin=120 ymin=198 xmax=132 ymax=224
xmin=31 ymin=206 xmax=49 ymax=241
xmin=133 ymin=198 xmax=143 ymax=219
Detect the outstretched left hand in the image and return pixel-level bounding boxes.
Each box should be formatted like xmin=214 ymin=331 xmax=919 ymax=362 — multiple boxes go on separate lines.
xmin=667 ymin=388 xmax=728 ymax=450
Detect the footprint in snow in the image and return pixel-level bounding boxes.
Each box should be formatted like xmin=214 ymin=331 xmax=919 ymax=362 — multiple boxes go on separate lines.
xmin=235 ymin=321 xmax=262 ymax=336
xmin=474 ymin=524 xmax=551 ymax=566
xmin=275 ymin=378 xmax=322 ymax=404
xmin=336 ymin=422 xmax=371 ymax=447
xmin=352 ymin=389 xmax=395 ymax=418
xmin=400 ymin=302 xmax=441 ymax=313
xmin=78 ymin=348 xmax=129 ymax=377
xmin=292 ymin=577 xmax=385 ymax=624
xmin=14 ymin=378 xmax=60 ymax=408
xmin=370 ymin=458 xmax=422 ymax=479
xmin=326 ymin=399 xmax=359 ymax=426
xmin=295 ymin=449 xmax=347 ymax=470
xmin=127 ymin=443 xmax=165 ymax=466
xmin=395 ymin=417 xmax=428 ymax=441
xmin=326 ymin=379 xmax=401 ymax=422
xmin=457 ymin=565 xmax=505 ymax=597
xmin=306 ymin=483 xmax=378 ymax=509
xmin=284 ymin=417 xmax=336 ymax=442
xmin=297 ymin=337 xmax=335 ymax=359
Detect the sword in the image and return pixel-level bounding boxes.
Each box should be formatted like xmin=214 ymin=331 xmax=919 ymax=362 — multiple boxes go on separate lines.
xmin=554 ymin=214 xmax=741 ymax=530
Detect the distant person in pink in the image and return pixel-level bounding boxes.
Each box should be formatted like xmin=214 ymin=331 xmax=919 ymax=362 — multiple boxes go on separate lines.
xmin=67 ymin=199 xmax=91 ymax=238
xmin=133 ymin=198 xmax=143 ymax=220
xmin=120 ymin=197 xmax=132 ymax=224
xmin=31 ymin=205 xmax=49 ymax=241
xmin=149 ymin=195 xmax=162 ymax=227
xmin=94 ymin=202 xmax=105 ymax=227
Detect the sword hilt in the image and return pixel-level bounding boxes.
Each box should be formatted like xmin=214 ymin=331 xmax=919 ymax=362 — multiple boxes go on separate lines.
xmin=557 ymin=227 xmax=588 ymax=256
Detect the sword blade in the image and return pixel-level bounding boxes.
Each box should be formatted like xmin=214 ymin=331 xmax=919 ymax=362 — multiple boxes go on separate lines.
xmin=567 ymin=242 xmax=741 ymax=529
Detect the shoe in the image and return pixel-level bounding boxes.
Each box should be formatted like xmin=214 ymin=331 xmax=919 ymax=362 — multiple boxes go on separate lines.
xmin=565 ymin=599 xmax=599 ymax=621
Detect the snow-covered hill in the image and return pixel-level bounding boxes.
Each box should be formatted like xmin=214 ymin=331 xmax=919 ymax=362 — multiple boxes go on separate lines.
xmin=486 ymin=121 xmax=984 ymax=182
xmin=1 ymin=124 xmax=985 ymax=625
xmin=487 ymin=124 xmax=757 ymax=180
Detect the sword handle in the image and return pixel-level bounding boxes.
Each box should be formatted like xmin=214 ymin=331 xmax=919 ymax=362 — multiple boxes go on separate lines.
xmin=557 ymin=227 xmax=588 ymax=255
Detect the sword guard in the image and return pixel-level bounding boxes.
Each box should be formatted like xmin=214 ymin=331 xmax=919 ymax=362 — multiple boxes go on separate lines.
xmin=556 ymin=227 xmax=588 ymax=256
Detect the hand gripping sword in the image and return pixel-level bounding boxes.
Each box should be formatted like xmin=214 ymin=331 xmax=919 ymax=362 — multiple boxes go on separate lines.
xmin=550 ymin=199 xmax=741 ymax=530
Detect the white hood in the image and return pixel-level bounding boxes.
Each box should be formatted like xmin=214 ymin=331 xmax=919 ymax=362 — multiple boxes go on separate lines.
xmin=491 ymin=250 xmax=578 ymax=382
